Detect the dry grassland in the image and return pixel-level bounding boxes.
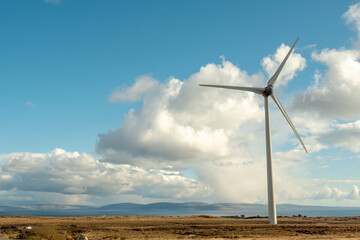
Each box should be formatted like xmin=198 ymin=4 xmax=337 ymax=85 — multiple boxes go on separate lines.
xmin=1 ymin=215 xmax=360 ymax=239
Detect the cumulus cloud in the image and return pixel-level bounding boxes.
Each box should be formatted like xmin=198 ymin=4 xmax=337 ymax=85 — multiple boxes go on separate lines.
xmin=343 ymin=2 xmax=360 ymax=39
xmin=96 ymin=49 xmax=314 ymax=204
xmin=349 ymin=185 xmax=360 ymax=200
xmin=262 ymin=42 xmax=306 ymax=86
xmin=289 ymin=2 xmax=360 ymax=157
xmin=99 ymin=52 xmax=306 ymax=167
xmin=310 ymin=185 xmax=360 ymax=201
xmin=108 ymin=75 xmax=158 ymax=103
xmin=313 ymin=186 xmax=349 ymax=200
xmin=98 ymin=59 xmax=268 ymax=167
xmin=274 ymin=148 xmax=308 ymax=166
xmin=292 ymin=48 xmax=360 ymax=120
xmin=292 ymin=3 xmax=360 ymax=121
xmin=0 ymin=149 xmax=210 ymax=201
xmin=321 ymin=119 xmax=360 ymax=152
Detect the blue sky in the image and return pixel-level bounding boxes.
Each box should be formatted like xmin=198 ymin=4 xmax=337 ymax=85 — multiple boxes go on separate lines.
xmin=1 ymin=0 xmax=360 ymax=206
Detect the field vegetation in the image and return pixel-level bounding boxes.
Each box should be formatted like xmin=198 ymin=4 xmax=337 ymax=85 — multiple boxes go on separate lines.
xmin=1 ymin=215 xmax=360 ymax=239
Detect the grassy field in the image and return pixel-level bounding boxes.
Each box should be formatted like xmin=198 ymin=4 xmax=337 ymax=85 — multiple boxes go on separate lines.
xmin=1 ymin=215 xmax=360 ymax=239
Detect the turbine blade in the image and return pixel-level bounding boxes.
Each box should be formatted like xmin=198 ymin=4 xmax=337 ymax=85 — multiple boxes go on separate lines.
xmin=199 ymin=84 xmax=265 ymax=95
xmin=267 ymin=38 xmax=299 ymax=87
xmin=271 ymin=94 xmax=308 ymax=153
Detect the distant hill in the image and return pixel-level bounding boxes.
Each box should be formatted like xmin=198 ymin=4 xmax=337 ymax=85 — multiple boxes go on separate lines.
xmin=1 ymin=202 xmax=360 ymax=217
xmin=98 ymin=202 xmax=270 ymax=212
xmin=99 ymin=202 xmax=232 ymax=211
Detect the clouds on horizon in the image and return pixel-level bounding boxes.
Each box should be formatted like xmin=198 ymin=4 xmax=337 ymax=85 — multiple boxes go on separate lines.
xmin=0 ymin=148 xmax=210 ymax=204
xmin=1 ymin=147 xmax=359 ymax=206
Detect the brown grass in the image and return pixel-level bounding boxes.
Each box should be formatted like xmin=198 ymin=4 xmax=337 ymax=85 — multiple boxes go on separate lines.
xmin=1 ymin=215 xmax=360 ymax=239
xmin=1 ymin=224 xmax=67 ymax=239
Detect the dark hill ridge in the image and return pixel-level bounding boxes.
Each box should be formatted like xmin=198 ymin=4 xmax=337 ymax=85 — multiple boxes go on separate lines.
xmin=1 ymin=202 xmax=360 ymax=217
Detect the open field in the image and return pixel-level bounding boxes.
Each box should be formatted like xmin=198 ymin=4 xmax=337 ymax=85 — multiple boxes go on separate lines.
xmin=1 ymin=215 xmax=360 ymax=239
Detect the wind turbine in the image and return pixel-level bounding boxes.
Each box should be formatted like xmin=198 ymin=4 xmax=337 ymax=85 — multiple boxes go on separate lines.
xmin=199 ymin=38 xmax=307 ymax=224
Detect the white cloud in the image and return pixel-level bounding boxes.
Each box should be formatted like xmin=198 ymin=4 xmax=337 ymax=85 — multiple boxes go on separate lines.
xmin=312 ymin=179 xmax=360 ymax=184
xmin=313 ymin=186 xmax=349 ymax=200
xmin=349 ymin=185 xmax=360 ymax=200
xmin=274 ymin=148 xmax=308 ymax=166
xmin=196 ymin=158 xmax=267 ymax=203
xmin=0 ymin=190 xmax=33 ymax=203
xmin=0 ymin=149 xmax=210 ymax=203
xmin=292 ymin=48 xmax=360 ymax=120
xmin=292 ymin=3 xmax=360 ymax=121
xmin=97 ymin=53 xmax=320 ymax=204
xmin=343 ymin=2 xmax=360 ymax=40
xmin=302 ymin=44 xmax=317 ymax=50
xmin=289 ymin=2 xmax=360 ymax=157
xmin=292 ymin=113 xmax=330 ymax=136
xmin=321 ymin=119 xmax=360 ymax=152
xmin=262 ymin=42 xmax=306 ymax=86
xmin=98 ymin=59 xmax=266 ymax=167
xmin=108 ymin=75 xmax=158 ymax=103
xmin=310 ymin=185 xmax=360 ymax=201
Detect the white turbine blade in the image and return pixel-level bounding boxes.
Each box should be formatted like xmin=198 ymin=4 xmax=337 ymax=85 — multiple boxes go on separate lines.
xmin=199 ymin=84 xmax=264 ymax=95
xmin=267 ymin=38 xmax=299 ymax=87
xmin=271 ymin=94 xmax=308 ymax=153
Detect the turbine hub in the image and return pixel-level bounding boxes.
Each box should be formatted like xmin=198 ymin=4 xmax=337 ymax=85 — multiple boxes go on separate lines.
xmin=263 ymin=85 xmax=273 ymax=97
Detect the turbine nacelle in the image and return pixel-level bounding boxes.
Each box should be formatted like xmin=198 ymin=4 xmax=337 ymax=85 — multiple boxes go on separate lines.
xmin=263 ymin=85 xmax=273 ymax=97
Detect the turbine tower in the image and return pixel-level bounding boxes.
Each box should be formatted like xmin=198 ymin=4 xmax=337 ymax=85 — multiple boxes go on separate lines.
xmin=199 ymin=38 xmax=307 ymax=224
